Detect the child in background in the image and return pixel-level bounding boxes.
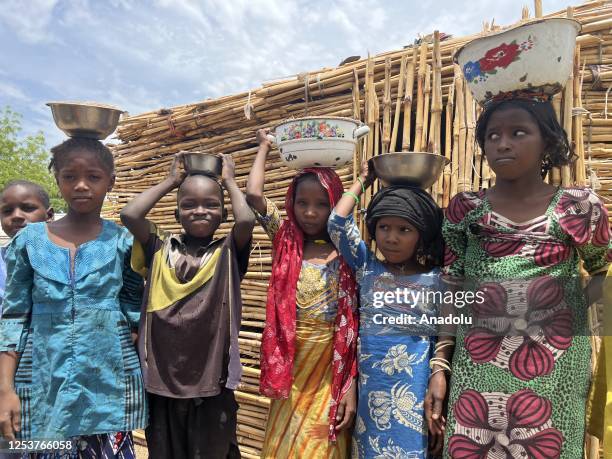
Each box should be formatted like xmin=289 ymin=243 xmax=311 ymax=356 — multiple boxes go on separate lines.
xmin=0 ymin=138 xmax=146 ymax=457
xmin=247 ymin=129 xmax=358 ymax=458
xmin=0 ymin=181 xmax=53 ymax=459
xmin=121 ymin=152 xmax=254 ymax=459
xmin=0 ymin=180 xmax=54 ymax=313
xmin=436 ymin=98 xmax=611 ymax=458
xmin=328 ymin=161 xmax=445 ymax=458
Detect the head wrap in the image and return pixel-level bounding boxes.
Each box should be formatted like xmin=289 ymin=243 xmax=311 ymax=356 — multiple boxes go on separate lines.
xmin=366 ymin=185 xmax=444 ymax=266
xmin=259 ymin=168 xmax=359 ymax=442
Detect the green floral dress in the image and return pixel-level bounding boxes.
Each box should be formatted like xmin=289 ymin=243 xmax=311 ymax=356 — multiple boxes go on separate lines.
xmin=442 ymin=187 xmax=611 ymax=458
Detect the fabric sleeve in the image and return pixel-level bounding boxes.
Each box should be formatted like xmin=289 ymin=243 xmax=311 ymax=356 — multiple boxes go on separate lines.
xmin=327 ymin=209 xmax=371 ymax=276
xmin=441 ymin=195 xmax=469 ymax=280
xmin=0 ymin=232 xmax=33 ymax=353
xmin=119 ymin=239 xmax=145 ymax=329
xmin=130 ymin=220 xmax=166 ymax=278
xmin=576 ymin=192 xmax=611 ymax=275
xmin=250 ymin=196 xmax=282 ymax=242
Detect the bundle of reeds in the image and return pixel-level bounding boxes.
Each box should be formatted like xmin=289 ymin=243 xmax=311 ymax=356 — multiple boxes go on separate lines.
xmin=107 ymin=2 xmax=612 ymax=456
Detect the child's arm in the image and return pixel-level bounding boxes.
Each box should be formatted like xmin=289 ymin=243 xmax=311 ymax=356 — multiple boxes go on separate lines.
xmin=425 ymin=338 xmax=453 ymax=454
xmin=0 ymin=352 xmax=20 ymax=440
xmin=120 ymin=153 xmax=186 ymax=245
xmin=327 ymin=161 xmax=375 ymax=273
xmin=245 ymin=129 xmax=272 ymax=215
xmin=334 ymin=160 xmax=374 ymax=218
xmin=221 ymin=154 xmax=255 ymax=252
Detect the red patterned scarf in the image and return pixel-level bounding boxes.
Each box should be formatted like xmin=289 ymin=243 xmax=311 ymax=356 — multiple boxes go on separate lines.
xmin=259 ymin=168 xmax=359 ymax=442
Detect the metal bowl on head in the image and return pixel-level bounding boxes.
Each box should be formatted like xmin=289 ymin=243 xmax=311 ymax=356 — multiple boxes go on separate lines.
xmin=371 ymin=152 xmax=449 ymax=188
xmin=182 ymin=152 xmax=223 ymax=177
xmin=46 ymin=101 xmax=124 ymax=139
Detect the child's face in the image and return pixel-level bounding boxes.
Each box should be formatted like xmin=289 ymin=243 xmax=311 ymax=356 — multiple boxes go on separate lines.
xmin=483 ymin=106 xmax=546 ymax=180
xmin=55 ymin=149 xmax=114 ymax=215
xmin=177 ymin=175 xmax=223 ymax=239
xmin=0 ymin=185 xmax=53 ymax=238
xmin=293 ymin=177 xmax=331 ymax=238
xmin=375 ymin=216 xmax=420 ymax=265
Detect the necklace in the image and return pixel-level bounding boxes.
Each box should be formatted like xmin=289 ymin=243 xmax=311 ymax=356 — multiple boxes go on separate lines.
xmin=305 ymin=238 xmax=330 ymax=245
xmin=385 ymin=261 xmax=416 ymax=275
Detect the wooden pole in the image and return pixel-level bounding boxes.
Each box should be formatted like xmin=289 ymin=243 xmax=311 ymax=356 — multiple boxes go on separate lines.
xmin=402 ymin=47 xmax=417 ymax=151
xmin=382 ymin=57 xmax=392 ymax=153
xmin=390 ymin=53 xmax=407 ymax=152
xmin=421 ymin=64 xmax=432 ymax=153
xmin=551 ymin=94 xmax=563 ymax=185
xmin=414 ymin=42 xmax=428 ymax=151
xmin=443 ymin=82 xmax=455 ymax=207
xmin=534 ymin=0 xmax=542 ymax=18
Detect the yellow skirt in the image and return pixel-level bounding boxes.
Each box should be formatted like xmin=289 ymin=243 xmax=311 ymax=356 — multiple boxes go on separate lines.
xmin=261 ymin=317 xmax=350 ymax=458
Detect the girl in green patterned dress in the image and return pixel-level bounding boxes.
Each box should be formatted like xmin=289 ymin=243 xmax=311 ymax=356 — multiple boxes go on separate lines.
xmin=428 ymin=98 xmax=611 ymax=458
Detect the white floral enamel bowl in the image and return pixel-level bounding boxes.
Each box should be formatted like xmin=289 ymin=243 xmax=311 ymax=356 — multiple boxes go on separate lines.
xmin=266 ymin=116 xmax=370 ymax=169
xmin=455 ymin=18 xmax=581 ymax=105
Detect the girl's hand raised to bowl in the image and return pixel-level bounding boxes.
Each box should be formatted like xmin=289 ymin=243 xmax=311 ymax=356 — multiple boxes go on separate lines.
xmin=360 ymin=160 xmax=376 ymax=188
xmin=168 ymin=152 xmax=186 ymax=188
xmin=256 ymin=128 xmax=273 ymax=148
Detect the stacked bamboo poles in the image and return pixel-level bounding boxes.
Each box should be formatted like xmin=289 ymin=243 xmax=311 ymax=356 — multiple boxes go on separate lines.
xmin=107 ymin=2 xmax=612 ymax=456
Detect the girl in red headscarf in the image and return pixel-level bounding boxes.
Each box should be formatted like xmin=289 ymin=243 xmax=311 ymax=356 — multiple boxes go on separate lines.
xmin=246 ymin=129 xmax=359 ymax=458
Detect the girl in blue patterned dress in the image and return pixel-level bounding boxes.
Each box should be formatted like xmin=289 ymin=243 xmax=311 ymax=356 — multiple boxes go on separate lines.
xmin=0 ymin=138 xmax=146 ymax=458
xmin=328 ymin=161 xmax=445 ymax=458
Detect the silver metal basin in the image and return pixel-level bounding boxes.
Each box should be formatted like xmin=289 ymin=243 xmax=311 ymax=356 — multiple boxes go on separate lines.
xmin=182 ymin=152 xmax=223 ymax=177
xmin=46 ymin=101 xmax=123 ymax=140
xmin=371 ymin=152 xmax=449 ymax=188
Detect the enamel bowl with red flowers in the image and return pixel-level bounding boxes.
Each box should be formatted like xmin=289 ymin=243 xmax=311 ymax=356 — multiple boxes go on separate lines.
xmin=266 ymin=116 xmax=370 ymax=170
xmin=455 ymin=18 xmax=581 ymax=105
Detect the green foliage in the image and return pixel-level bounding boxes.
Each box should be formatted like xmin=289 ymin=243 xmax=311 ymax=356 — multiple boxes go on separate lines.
xmin=0 ymin=106 xmax=64 ymax=211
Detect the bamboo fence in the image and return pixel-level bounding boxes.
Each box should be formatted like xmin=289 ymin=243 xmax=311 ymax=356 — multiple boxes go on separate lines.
xmin=105 ymin=1 xmax=612 ymax=457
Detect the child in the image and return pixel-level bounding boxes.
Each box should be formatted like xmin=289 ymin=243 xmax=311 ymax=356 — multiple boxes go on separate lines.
xmin=120 ymin=151 xmax=254 ymax=459
xmin=435 ymin=97 xmax=611 ymax=458
xmin=247 ymin=129 xmax=359 ymax=458
xmin=0 ymin=138 xmax=146 ymax=457
xmin=0 ymin=180 xmax=54 ymax=315
xmin=327 ymin=161 xmax=445 ymax=458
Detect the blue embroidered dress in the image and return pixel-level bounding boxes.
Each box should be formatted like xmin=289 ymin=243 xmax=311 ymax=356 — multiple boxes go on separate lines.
xmin=0 ymin=221 xmax=147 ymax=440
xmin=329 ymin=210 xmax=440 ymax=459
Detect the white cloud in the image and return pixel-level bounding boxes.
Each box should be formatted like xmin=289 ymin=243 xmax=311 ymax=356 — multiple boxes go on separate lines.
xmin=0 ymin=81 xmax=30 ymax=101
xmin=0 ymin=0 xmax=59 ymax=43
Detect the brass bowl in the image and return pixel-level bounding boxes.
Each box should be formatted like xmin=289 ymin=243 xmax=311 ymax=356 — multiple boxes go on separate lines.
xmin=371 ymin=152 xmax=449 ymax=188
xmin=182 ymin=152 xmax=222 ymax=177
xmin=47 ymin=101 xmax=123 ymax=139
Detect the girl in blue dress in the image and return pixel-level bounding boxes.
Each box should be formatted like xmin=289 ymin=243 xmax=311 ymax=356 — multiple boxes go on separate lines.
xmin=328 ymin=161 xmax=445 ymax=458
xmin=0 ymin=138 xmax=146 ymax=458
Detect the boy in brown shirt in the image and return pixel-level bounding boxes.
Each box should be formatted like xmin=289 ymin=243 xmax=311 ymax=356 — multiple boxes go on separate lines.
xmin=121 ymin=152 xmax=254 ymax=458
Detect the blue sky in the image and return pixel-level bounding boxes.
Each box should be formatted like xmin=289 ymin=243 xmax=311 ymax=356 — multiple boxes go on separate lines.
xmin=1 ymin=0 xmax=571 ymax=148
